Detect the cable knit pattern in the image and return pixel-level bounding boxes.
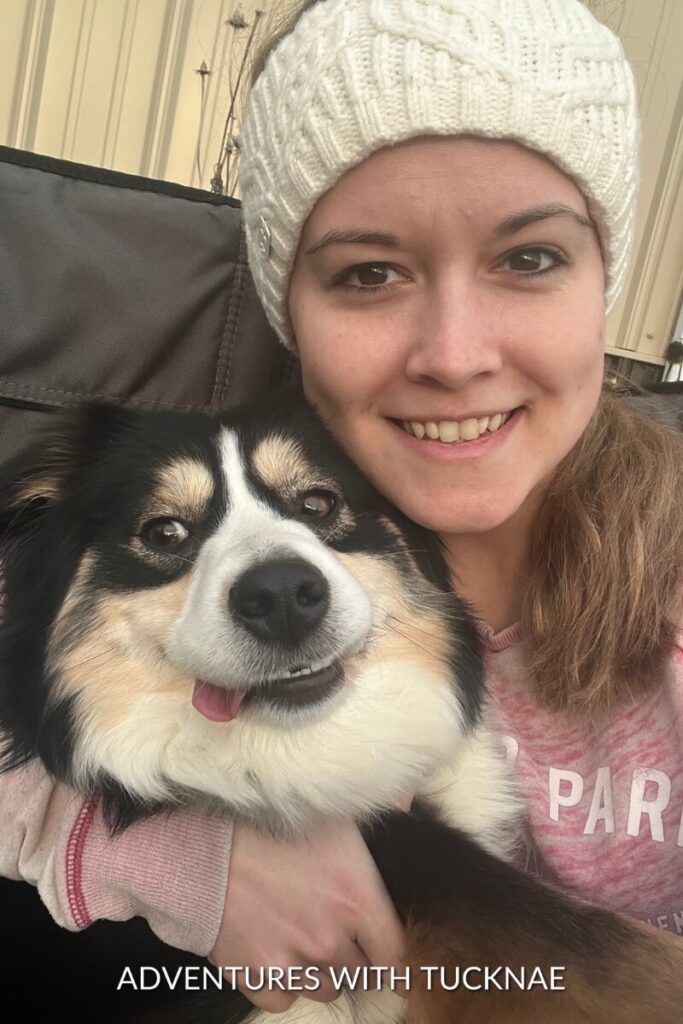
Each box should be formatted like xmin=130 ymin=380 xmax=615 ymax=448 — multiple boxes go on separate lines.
xmin=240 ymin=0 xmax=640 ymax=348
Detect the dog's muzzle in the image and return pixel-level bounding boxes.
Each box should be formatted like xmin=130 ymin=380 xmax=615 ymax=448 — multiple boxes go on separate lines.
xmin=179 ymin=548 xmax=370 ymax=723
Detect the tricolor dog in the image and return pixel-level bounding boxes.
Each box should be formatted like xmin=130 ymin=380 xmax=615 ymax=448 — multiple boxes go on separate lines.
xmin=1 ymin=396 xmax=680 ymax=1023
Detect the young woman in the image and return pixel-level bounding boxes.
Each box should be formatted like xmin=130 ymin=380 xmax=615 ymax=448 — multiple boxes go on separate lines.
xmin=213 ymin=0 xmax=683 ymax=1010
xmin=1 ymin=0 xmax=682 ymax=1017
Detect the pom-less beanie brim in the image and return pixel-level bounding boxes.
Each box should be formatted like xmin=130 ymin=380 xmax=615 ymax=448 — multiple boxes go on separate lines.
xmin=240 ymin=0 xmax=640 ymax=350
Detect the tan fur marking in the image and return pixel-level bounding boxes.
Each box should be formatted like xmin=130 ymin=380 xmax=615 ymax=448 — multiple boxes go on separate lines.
xmin=14 ymin=435 xmax=80 ymax=507
xmin=14 ymin=475 xmax=61 ymax=506
xmin=50 ymin=552 xmax=96 ymax=634
xmin=335 ymin=551 xmax=453 ymax=681
xmin=146 ymin=458 xmax=214 ymax=520
xmin=252 ymin=436 xmax=317 ymax=494
xmin=251 ymin=435 xmax=354 ymax=535
xmin=49 ymin=572 xmax=196 ymax=733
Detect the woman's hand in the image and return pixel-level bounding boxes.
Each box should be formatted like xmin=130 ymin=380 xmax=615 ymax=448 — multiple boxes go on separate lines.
xmin=209 ymin=818 xmax=407 ymax=1013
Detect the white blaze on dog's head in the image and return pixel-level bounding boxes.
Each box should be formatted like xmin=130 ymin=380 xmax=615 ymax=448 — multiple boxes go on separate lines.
xmin=167 ymin=428 xmax=374 ymax=688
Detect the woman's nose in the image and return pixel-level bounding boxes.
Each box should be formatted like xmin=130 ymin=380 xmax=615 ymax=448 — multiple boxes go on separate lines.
xmin=404 ymin=280 xmax=504 ymax=389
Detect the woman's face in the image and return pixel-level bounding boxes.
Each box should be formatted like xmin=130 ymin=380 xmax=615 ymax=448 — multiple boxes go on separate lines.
xmin=288 ymin=137 xmax=606 ymax=536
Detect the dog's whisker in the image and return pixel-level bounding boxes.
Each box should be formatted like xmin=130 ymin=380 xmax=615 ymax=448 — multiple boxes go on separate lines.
xmin=168 ymin=552 xmax=197 ymax=568
xmin=383 ymin=622 xmax=440 ymax=659
xmin=384 ymin=614 xmax=451 ymax=647
xmin=54 ymin=646 xmax=125 ymax=675
xmin=116 ymin=542 xmax=198 ymax=569
xmin=388 ymin=613 xmax=447 ymax=638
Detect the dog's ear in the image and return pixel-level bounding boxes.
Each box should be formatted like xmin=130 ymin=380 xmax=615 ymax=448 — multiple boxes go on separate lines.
xmin=0 ymin=403 xmax=135 ymax=534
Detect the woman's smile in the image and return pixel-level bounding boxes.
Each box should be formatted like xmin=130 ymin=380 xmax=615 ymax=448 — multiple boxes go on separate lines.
xmin=389 ymin=408 xmax=522 ymax=462
xmin=398 ymin=410 xmax=514 ymax=443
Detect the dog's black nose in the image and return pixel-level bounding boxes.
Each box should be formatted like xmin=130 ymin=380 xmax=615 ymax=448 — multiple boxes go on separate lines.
xmin=229 ymin=560 xmax=330 ymax=645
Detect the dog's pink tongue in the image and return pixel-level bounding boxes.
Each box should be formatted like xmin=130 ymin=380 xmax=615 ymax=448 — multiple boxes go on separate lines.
xmin=192 ymin=679 xmax=246 ymax=722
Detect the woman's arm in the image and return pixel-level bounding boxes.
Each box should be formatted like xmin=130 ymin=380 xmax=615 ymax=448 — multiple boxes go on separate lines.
xmin=1 ymin=758 xmax=407 ymax=1017
xmin=0 ymin=759 xmax=232 ymax=955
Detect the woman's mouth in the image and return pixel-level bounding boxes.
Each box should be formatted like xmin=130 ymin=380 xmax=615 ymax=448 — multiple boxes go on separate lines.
xmin=399 ymin=410 xmax=514 ymax=443
xmin=390 ymin=408 xmax=523 ymax=457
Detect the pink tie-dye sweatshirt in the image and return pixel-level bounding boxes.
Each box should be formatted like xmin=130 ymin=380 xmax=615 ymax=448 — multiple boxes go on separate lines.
xmin=481 ymin=620 xmax=683 ymax=936
xmin=1 ymin=620 xmax=681 ymax=954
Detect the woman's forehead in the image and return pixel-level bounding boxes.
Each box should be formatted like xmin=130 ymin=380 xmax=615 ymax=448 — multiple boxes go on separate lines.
xmin=301 ymin=137 xmax=590 ymax=237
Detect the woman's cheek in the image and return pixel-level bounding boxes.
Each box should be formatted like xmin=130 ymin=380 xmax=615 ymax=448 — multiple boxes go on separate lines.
xmin=299 ymin=323 xmax=370 ymax=407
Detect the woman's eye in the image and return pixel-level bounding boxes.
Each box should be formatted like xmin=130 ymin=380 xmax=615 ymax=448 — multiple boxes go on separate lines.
xmin=498 ymin=246 xmax=568 ymax=277
xmin=300 ymin=491 xmax=337 ymax=519
xmin=141 ymin=518 xmax=190 ymax=550
xmin=336 ymin=263 xmax=404 ymax=292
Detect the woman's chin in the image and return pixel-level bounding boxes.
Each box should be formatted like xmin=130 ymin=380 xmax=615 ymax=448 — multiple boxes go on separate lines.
xmin=383 ymin=491 xmax=524 ymax=536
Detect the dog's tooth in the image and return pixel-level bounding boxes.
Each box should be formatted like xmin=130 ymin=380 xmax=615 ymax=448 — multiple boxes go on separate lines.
xmin=411 ymin=421 xmax=426 ymax=439
xmin=425 ymin=421 xmax=439 ymax=439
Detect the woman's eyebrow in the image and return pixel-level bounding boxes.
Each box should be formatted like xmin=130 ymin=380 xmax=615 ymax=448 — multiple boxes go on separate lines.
xmin=495 ymin=203 xmax=593 ymax=237
xmin=304 ymin=229 xmax=400 ymax=256
xmin=304 ymin=205 xmax=593 ymax=256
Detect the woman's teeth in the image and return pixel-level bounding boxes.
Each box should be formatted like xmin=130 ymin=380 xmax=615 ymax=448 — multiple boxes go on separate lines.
xmin=401 ymin=412 xmax=511 ymax=443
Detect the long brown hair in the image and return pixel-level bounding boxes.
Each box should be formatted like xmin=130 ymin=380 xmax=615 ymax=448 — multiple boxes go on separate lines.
xmin=525 ymin=386 xmax=683 ymax=717
xmin=249 ymin=0 xmax=683 ymax=717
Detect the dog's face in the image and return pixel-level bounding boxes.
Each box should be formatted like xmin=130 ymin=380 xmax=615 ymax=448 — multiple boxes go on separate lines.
xmin=0 ymin=397 xmax=482 ymax=834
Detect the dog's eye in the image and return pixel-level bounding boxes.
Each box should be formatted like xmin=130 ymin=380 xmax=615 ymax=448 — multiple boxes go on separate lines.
xmin=300 ymin=491 xmax=336 ymax=519
xmin=141 ymin=518 xmax=190 ymax=549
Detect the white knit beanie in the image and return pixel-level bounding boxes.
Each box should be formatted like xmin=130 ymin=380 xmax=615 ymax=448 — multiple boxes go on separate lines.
xmin=240 ymin=0 xmax=640 ymax=350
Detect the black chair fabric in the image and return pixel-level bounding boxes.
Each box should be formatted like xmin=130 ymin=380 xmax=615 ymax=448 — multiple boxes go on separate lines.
xmin=0 ymin=145 xmax=291 ymax=475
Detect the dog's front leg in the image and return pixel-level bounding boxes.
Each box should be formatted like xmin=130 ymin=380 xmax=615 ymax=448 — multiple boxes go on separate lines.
xmin=364 ymin=808 xmax=683 ymax=1024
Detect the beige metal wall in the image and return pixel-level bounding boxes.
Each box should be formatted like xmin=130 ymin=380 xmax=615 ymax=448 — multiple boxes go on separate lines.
xmin=1 ymin=0 xmax=681 ymax=363
xmin=0 ymin=0 xmax=274 ymax=190
xmin=588 ymin=0 xmax=683 ymax=360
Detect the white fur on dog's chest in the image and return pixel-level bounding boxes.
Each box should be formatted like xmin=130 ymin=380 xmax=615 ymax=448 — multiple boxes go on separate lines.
xmin=417 ymin=718 xmax=523 ymax=858
xmin=253 ymin=986 xmax=405 ymax=1024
